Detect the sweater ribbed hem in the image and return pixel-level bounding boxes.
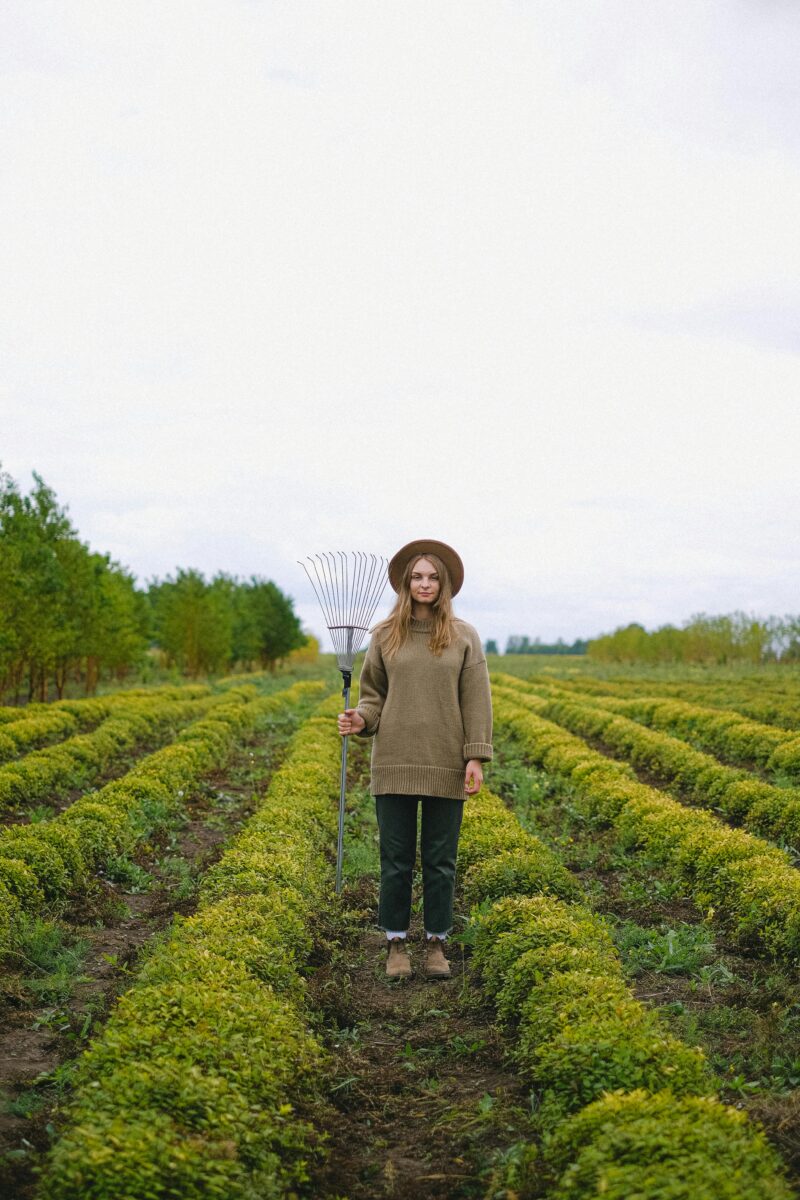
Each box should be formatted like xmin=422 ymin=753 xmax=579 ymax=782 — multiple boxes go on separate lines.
xmin=463 ymin=741 xmax=493 ymax=762
xmin=371 ymin=764 xmax=467 ymax=801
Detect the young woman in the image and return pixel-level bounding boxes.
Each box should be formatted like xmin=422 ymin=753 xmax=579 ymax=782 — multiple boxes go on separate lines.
xmin=336 ymin=538 xmax=493 ymax=980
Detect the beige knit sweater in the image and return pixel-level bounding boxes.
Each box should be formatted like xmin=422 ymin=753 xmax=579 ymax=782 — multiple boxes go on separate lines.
xmin=355 ymin=616 xmax=493 ymax=801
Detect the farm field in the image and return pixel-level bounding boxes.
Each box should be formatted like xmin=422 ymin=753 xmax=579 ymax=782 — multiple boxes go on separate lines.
xmin=1 ymin=660 xmax=800 ymax=1197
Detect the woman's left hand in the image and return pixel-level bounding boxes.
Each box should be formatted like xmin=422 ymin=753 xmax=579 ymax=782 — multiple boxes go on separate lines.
xmin=464 ymin=759 xmax=483 ymax=796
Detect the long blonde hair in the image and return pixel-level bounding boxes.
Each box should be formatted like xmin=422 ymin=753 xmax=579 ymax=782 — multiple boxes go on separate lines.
xmin=371 ymin=552 xmax=456 ymax=659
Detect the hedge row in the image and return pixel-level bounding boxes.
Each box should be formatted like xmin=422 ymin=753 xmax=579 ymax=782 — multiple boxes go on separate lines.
xmin=0 ymin=694 xmax=227 ymax=815
xmin=0 ymin=681 xmax=328 ymax=951
xmin=0 ymin=709 xmax=82 ymax=761
xmin=559 ymin=675 xmax=800 ymax=732
xmin=537 ymin=676 xmax=800 ymax=777
xmin=0 ymin=703 xmax=29 ymax=723
xmin=492 ymin=672 xmax=800 ymax=779
xmin=515 ymin=689 xmax=800 ymax=848
xmin=0 ymin=683 xmax=213 ymax=730
xmin=39 ymin=685 xmax=340 ymax=1200
xmin=491 ymin=686 xmax=800 ymax=963
xmin=601 ymin=694 xmax=800 ymax=780
xmin=459 ymin=788 xmax=790 ymax=1197
xmin=0 ymin=687 xmax=217 ymax=761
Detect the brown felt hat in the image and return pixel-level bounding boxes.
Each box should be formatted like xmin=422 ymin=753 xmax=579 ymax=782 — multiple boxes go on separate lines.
xmin=388 ymin=539 xmax=464 ymax=596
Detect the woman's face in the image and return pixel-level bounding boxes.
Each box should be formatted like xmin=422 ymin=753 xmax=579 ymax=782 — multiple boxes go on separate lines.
xmin=409 ymin=557 xmax=441 ymax=609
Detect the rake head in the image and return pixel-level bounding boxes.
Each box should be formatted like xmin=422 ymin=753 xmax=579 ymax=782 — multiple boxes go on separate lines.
xmin=297 ymin=550 xmax=389 ymax=673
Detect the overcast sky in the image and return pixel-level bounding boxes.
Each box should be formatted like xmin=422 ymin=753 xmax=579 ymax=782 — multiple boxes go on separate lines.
xmin=2 ymin=1 xmax=798 ymax=651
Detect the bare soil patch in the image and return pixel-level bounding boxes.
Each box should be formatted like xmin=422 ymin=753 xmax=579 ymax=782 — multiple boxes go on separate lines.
xmin=308 ymin=880 xmax=533 ymax=1200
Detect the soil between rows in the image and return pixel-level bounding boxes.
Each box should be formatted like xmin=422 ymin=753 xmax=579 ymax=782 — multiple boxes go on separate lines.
xmin=308 ymin=897 xmax=533 ymax=1200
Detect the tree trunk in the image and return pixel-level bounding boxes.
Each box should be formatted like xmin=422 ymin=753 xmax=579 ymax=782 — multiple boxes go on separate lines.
xmin=85 ymin=656 xmax=99 ymax=696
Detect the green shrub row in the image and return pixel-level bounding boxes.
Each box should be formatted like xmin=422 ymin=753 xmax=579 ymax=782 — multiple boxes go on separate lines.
xmin=39 ymin=685 xmax=340 ymax=1200
xmin=492 ymin=671 xmax=800 ymax=779
xmin=0 ymin=692 xmax=230 ymax=815
xmin=510 ymin=688 xmax=800 ymax=847
xmin=541 ymin=1089 xmax=791 ymax=1199
xmin=0 ymin=703 xmax=29 ymax=723
xmin=0 ymin=683 xmax=213 ymax=730
xmin=0 ymin=684 xmax=220 ymax=762
xmin=556 ymin=674 xmax=800 ymax=732
xmin=0 ymin=709 xmax=82 ymax=761
xmin=604 ymin=693 xmax=800 ymax=781
xmin=460 ymin=787 xmax=791 ymax=1197
xmin=459 ymin=788 xmax=581 ymax=910
xmin=491 ymin=686 xmax=800 ymax=963
xmin=462 ymin=791 xmax=710 ymax=1111
xmin=0 ymin=681 xmax=328 ymax=951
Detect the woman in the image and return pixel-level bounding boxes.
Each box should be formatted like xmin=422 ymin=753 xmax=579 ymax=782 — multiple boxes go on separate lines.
xmin=337 ymin=538 xmax=493 ymax=980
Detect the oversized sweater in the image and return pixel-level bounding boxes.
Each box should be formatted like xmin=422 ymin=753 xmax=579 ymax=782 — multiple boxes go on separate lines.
xmin=355 ymin=616 xmax=493 ymax=801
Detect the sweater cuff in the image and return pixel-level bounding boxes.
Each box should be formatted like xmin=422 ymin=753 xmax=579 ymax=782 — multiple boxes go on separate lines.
xmin=356 ymin=705 xmax=381 ymax=737
xmin=464 ymin=742 xmax=493 ymax=762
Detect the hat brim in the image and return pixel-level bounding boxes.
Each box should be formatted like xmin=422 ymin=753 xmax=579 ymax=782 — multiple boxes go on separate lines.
xmin=388 ymin=539 xmax=464 ymax=596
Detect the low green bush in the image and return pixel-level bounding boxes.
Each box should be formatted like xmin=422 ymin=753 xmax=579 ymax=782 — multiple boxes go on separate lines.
xmin=0 ymin=710 xmax=79 ymax=761
xmin=470 ymin=894 xmax=616 ymax=994
xmin=495 ymin=942 xmax=616 ymax=1023
xmin=543 ymin=1089 xmax=793 ymax=1199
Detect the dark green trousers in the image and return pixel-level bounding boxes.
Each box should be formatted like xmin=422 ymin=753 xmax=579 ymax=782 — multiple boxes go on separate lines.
xmin=375 ymin=794 xmax=464 ymax=935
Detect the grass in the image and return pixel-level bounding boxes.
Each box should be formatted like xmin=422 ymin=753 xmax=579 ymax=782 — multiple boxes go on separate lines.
xmin=99 ymin=853 xmax=153 ymax=893
xmin=11 ymin=916 xmax=90 ymax=1006
xmin=611 ymin=919 xmax=717 ymax=976
xmin=154 ymin=854 xmax=195 ymax=900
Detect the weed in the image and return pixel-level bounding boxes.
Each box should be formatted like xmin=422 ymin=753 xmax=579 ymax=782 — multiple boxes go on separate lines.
xmin=9 ymin=916 xmax=90 ymax=1005
xmin=692 ymin=960 xmax=737 ymax=989
xmin=100 ymin=854 xmax=153 ymax=893
xmin=156 ymin=854 xmax=195 ymax=900
xmin=26 ymin=804 xmax=56 ymax=824
xmin=612 ymin=919 xmax=716 ymax=976
xmin=448 ymin=1034 xmax=487 ymax=1057
xmin=31 ymin=1007 xmax=72 ymax=1033
xmin=1 ymin=1086 xmax=47 ymax=1119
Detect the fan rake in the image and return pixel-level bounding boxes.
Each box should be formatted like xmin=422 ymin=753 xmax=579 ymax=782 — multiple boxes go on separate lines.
xmin=298 ymin=551 xmax=389 ymax=892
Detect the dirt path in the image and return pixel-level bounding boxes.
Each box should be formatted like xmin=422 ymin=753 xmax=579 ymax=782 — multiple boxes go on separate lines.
xmin=310 ymin=911 xmax=532 ymax=1199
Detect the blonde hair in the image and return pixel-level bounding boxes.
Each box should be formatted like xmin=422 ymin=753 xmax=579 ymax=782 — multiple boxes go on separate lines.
xmin=371 ymin=552 xmax=455 ymax=659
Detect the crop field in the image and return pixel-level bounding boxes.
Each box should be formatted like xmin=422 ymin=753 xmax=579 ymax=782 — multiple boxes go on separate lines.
xmin=1 ymin=658 xmax=800 ymax=1198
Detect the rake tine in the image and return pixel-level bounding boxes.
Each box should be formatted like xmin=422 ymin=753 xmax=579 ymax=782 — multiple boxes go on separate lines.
xmin=298 ymin=550 xmax=389 ymax=892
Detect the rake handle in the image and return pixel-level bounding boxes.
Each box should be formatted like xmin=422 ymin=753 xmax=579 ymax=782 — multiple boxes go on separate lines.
xmin=336 ymin=669 xmax=352 ymax=893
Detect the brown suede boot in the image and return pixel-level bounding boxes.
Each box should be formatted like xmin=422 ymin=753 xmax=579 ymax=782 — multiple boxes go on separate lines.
xmin=424 ymin=936 xmax=451 ymax=979
xmin=386 ymin=937 xmax=412 ymax=979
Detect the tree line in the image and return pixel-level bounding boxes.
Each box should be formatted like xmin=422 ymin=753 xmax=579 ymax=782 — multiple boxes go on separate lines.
xmin=0 ymin=470 xmax=307 ymax=701
xmin=498 ymin=635 xmax=589 ymax=656
xmin=587 ymin=613 xmax=800 ymax=665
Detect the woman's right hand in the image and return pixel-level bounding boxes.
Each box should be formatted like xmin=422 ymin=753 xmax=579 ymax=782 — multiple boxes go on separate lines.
xmin=337 ymin=708 xmax=366 ymax=736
